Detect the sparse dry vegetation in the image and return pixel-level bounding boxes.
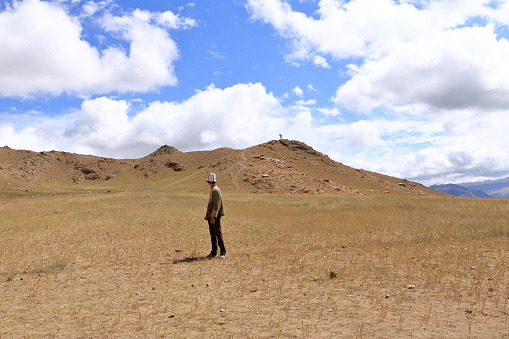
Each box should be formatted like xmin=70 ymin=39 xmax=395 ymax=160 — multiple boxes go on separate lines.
xmin=1 ymin=191 xmax=509 ymax=338
xmin=0 ymin=141 xmax=506 ymax=337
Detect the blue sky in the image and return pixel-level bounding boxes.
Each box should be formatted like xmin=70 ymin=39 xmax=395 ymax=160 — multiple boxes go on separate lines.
xmin=1 ymin=0 xmax=509 ymax=185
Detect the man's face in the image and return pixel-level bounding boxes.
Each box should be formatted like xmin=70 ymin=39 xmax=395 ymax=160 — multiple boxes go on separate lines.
xmin=208 ymin=182 xmax=215 ymax=187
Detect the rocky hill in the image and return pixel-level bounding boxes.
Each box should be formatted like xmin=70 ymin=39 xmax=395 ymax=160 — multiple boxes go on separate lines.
xmin=0 ymin=140 xmax=447 ymax=197
xmin=147 ymin=145 xmax=181 ymax=157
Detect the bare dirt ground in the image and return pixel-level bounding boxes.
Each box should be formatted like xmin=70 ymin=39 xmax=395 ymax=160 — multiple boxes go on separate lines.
xmin=1 ymin=193 xmax=509 ymax=338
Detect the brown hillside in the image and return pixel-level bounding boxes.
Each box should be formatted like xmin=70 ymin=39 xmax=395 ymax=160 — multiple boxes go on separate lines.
xmin=0 ymin=146 xmax=133 ymax=186
xmin=0 ymin=141 xmax=447 ymax=197
xmin=146 ymin=145 xmax=181 ymax=157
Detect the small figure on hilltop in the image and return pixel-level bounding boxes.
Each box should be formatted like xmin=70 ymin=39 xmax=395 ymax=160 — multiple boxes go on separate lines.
xmin=204 ymin=173 xmax=226 ymax=259
xmin=279 ymin=134 xmax=282 ymax=140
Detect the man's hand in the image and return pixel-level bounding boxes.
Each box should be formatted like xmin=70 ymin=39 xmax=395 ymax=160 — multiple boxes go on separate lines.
xmin=210 ymin=217 xmax=216 ymax=224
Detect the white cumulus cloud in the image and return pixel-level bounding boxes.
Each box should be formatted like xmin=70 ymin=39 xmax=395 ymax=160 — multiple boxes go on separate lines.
xmin=335 ymin=25 xmax=509 ymax=113
xmin=61 ymin=83 xmax=287 ymax=157
xmin=0 ymin=0 xmax=195 ymax=98
xmin=247 ymin=0 xmax=509 ymax=115
xmin=291 ymin=86 xmax=304 ymax=96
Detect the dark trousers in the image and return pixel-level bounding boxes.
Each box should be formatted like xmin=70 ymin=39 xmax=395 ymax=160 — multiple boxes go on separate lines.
xmin=208 ymin=216 xmax=226 ymax=255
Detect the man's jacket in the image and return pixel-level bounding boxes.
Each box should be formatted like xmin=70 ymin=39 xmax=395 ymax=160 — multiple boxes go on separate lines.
xmin=206 ymin=185 xmax=225 ymax=218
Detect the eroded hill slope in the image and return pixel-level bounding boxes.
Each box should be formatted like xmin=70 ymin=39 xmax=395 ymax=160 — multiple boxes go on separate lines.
xmin=0 ymin=140 xmax=446 ymax=197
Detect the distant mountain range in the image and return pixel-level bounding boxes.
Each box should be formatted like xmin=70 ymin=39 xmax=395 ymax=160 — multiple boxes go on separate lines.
xmin=430 ymin=177 xmax=509 ymax=198
xmin=429 ymin=184 xmax=494 ymax=198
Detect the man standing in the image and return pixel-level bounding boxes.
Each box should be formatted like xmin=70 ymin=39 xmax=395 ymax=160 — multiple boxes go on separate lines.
xmin=205 ymin=173 xmax=226 ymax=259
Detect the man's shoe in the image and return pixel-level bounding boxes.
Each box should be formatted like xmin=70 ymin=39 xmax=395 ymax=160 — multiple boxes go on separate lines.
xmin=219 ymin=254 xmax=226 ymax=259
xmin=207 ymin=253 xmax=217 ymax=259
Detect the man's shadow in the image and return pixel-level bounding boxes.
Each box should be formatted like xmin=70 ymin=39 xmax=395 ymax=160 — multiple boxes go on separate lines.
xmin=171 ymin=256 xmax=208 ymax=264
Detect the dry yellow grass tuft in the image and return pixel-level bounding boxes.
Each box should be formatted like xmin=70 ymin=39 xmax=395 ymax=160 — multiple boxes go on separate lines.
xmin=1 ymin=191 xmax=508 ymax=338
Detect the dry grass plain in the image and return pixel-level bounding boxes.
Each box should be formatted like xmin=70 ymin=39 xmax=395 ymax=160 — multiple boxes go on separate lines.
xmin=1 ymin=190 xmax=509 ymax=338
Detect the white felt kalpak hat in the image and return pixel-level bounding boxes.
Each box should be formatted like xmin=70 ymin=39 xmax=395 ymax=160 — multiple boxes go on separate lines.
xmin=206 ymin=173 xmax=217 ymax=183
